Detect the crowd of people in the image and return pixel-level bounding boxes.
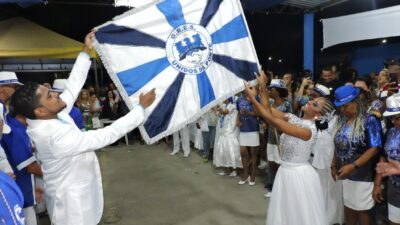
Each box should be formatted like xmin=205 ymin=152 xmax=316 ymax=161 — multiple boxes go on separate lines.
xmin=0 ymin=30 xmax=400 ymax=225
xmin=167 ymin=61 xmax=400 ymax=225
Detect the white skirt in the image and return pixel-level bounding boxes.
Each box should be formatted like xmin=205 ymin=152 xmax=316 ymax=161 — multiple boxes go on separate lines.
xmin=389 ymin=203 xmax=400 ymax=223
xmin=266 ymin=162 xmax=327 ymax=225
xmin=213 ymin=135 xmax=242 ymax=168
xmin=343 ymin=179 xmax=374 ymax=210
xmin=315 ymin=168 xmax=344 ymax=225
xmin=239 ymin=132 xmax=260 ymax=147
xmin=267 ymin=143 xmax=281 ymax=163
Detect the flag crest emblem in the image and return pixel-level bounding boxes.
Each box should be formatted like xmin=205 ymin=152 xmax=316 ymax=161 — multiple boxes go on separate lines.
xmin=167 ymin=24 xmax=213 ymax=74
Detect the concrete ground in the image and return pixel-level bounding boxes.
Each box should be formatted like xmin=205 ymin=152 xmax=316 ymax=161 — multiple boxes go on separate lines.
xmin=39 ymin=142 xmax=268 ymax=225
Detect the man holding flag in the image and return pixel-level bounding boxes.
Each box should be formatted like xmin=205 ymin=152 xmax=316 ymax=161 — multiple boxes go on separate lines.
xmin=10 ymin=31 xmax=156 ymax=225
xmin=8 ymin=0 xmax=260 ymax=223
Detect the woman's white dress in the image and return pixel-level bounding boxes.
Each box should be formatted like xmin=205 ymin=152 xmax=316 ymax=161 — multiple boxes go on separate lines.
xmin=266 ymin=114 xmax=327 ymax=225
xmin=213 ymin=103 xmax=242 ymax=168
xmin=311 ymin=116 xmax=344 ymax=225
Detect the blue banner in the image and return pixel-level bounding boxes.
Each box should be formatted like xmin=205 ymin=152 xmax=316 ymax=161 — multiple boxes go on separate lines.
xmin=94 ymin=0 xmax=260 ymax=144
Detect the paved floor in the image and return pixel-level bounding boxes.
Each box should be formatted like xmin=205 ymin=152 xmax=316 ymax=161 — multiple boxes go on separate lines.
xmin=39 ymin=142 xmax=268 ymax=225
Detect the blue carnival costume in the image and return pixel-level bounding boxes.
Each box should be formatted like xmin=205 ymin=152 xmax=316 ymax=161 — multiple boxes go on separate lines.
xmin=334 ymin=85 xmax=383 ymax=211
xmin=384 ymin=127 xmax=400 ymax=208
xmin=334 ymin=114 xmax=382 ymax=182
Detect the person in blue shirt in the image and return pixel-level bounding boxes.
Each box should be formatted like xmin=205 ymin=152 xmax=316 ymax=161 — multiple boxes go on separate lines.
xmin=0 ymin=71 xmax=23 ymax=177
xmin=52 ymin=79 xmax=85 ymax=131
xmin=2 ymin=114 xmax=42 ymax=225
xmin=332 ymin=85 xmax=382 ymax=225
xmin=69 ymin=106 xmax=85 ymax=131
xmin=373 ymin=94 xmax=400 ymax=224
xmin=236 ymin=93 xmax=259 ymax=186
xmin=0 ymin=171 xmax=25 ymax=225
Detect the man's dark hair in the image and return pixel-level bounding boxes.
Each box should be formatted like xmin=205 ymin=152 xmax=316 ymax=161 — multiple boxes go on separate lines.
xmin=322 ymin=66 xmax=332 ymax=72
xmin=10 ymin=82 xmax=41 ymax=119
xmin=277 ymin=88 xmax=288 ymax=98
xmin=270 ymin=87 xmax=288 ymax=98
xmin=282 ymin=73 xmax=293 ymax=79
xmin=355 ymin=76 xmax=372 ymax=89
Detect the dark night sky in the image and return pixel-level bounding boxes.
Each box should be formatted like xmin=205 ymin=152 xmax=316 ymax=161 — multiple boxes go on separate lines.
xmin=0 ymin=0 xmax=399 ymax=81
xmin=245 ymin=12 xmax=303 ymax=76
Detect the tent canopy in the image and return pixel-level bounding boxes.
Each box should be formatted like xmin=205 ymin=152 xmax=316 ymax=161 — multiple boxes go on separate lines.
xmin=0 ymin=17 xmax=96 ymax=58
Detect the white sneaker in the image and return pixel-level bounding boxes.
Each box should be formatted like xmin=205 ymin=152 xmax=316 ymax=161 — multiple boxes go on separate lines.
xmin=258 ymin=160 xmax=267 ymax=169
xmin=169 ymin=151 xmax=178 ymax=156
xmin=218 ymin=171 xmax=226 ymax=176
xmin=228 ymin=171 xmax=237 ymax=177
xmin=248 ymin=179 xmax=256 ymax=186
xmin=238 ymin=177 xmax=249 ymax=185
xmin=264 ymin=191 xmax=272 ymax=198
xmin=183 ymin=153 xmax=190 ymax=158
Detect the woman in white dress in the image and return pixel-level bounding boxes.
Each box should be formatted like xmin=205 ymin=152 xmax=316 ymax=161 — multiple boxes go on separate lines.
xmin=214 ymin=98 xmax=242 ymax=176
xmin=245 ymin=72 xmax=331 ymax=225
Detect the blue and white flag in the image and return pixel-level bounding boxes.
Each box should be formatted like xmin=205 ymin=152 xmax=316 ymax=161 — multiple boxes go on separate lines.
xmin=94 ymin=0 xmax=259 ymax=144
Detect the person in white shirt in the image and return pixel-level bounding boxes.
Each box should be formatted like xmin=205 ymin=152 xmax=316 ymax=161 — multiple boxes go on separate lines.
xmin=171 ymin=126 xmax=190 ymax=157
xmin=9 ymin=31 xmax=156 ymax=225
xmin=200 ymin=109 xmax=218 ymax=159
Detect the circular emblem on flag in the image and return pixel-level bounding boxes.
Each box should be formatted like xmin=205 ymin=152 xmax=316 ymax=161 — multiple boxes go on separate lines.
xmin=166 ymin=24 xmax=213 ymax=75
